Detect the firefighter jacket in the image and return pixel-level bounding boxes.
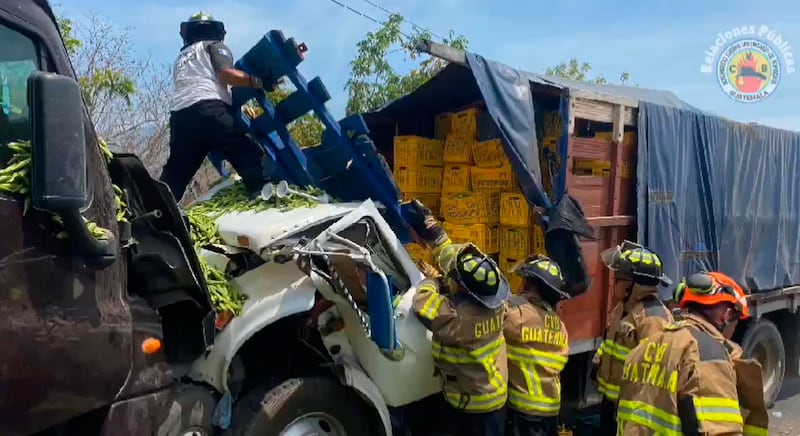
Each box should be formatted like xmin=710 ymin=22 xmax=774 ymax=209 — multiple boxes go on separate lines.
xmin=412 ymin=278 xmax=508 ymax=413
xmin=594 ymin=284 xmax=673 ymax=402
xmin=616 ymin=314 xmax=769 ymax=436
xmin=503 ymin=295 xmax=569 ymax=416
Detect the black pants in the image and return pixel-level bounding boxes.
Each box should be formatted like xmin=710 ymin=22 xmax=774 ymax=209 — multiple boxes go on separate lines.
xmin=600 ymin=397 xmax=617 ymax=435
xmin=506 ymin=409 xmax=558 ymax=436
xmin=448 ymin=407 xmax=506 ymax=436
xmin=160 ymin=99 xmax=265 ymax=201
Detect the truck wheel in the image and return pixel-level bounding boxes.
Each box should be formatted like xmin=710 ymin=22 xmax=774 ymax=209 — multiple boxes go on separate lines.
xmin=226 ymin=377 xmax=378 ymax=436
xmin=156 ymin=385 xmax=216 ymax=436
xmin=740 ymin=319 xmax=785 ymax=407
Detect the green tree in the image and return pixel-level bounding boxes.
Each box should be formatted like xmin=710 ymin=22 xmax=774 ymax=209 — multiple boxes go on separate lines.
xmin=345 ymin=14 xmax=468 ymax=115
xmin=57 ymin=16 xmax=136 ymax=111
xmin=267 ymin=87 xmax=325 ymax=149
xmin=56 ymin=12 xmax=174 ymax=173
xmin=545 ymin=58 xmax=630 ymax=85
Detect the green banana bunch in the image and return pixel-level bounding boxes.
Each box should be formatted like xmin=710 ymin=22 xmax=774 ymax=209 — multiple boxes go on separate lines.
xmin=0 ymin=140 xmax=112 ymax=240
xmin=185 ymin=206 xmax=246 ymax=315
xmin=184 ymin=180 xmax=333 ymax=316
xmin=98 ymin=139 xmax=129 ymax=224
xmin=189 ymin=181 xmax=330 ymax=218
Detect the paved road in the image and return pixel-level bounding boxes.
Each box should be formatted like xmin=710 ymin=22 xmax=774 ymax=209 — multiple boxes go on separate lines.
xmin=770 ymin=377 xmax=800 ymax=434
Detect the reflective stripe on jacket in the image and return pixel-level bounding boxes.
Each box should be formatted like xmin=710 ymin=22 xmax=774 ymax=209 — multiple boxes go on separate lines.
xmin=594 ymin=284 xmax=673 ymax=401
xmin=616 ymin=314 xmax=769 ymax=435
xmin=412 ymin=278 xmax=508 ymax=412
xmin=503 ymin=295 xmax=569 ymax=416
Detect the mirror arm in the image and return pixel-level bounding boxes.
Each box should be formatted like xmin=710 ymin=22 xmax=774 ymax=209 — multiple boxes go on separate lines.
xmin=59 ymin=209 xmax=117 ymax=263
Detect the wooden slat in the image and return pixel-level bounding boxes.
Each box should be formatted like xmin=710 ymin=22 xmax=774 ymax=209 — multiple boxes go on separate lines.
xmin=586 ymin=215 xmax=635 ymax=227
xmin=567 ymin=95 xmax=576 ymax=135
xmin=608 ymin=104 xmax=626 ymax=216
xmin=573 ymin=97 xmax=635 ymax=125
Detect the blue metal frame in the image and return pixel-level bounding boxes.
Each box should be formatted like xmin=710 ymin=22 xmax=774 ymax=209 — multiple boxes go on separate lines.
xmin=220 ymin=30 xmax=411 ymax=242
xmin=555 ymin=92 xmax=570 ymax=204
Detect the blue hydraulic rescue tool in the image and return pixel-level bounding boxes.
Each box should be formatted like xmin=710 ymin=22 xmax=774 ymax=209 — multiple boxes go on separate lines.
xmin=225 ymin=30 xmax=412 ymax=243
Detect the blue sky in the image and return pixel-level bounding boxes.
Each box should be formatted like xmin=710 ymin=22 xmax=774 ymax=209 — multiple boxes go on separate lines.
xmin=58 ymin=0 xmax=800 ymax=131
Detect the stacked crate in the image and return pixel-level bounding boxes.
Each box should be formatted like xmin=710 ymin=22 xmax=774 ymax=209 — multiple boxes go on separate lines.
xmin=393 ymin=135 xmax=445 ymax=265
xmin=438 ymin=108 xmax=502 ymax=255
xmin=498 ymin=194 xmax=547 ymax=292
xmin=592 ymin=131 xmax=637 ymax=178
xmin=540 ymin=111 xmax=562 ymax=193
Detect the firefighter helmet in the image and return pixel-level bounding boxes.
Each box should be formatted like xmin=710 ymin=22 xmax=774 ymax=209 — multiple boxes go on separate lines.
xmin=600 ymin=240 xmax=672 ymax=286
xmin=437 ymin=243 xmax=510 ymax=309
xmin=180 ymin=12 xmax=226 ymax=45
xmin=677 ymin=272 xmax=750 ymax=319
xmin=511 ymin=254 xmax=570 ymax=302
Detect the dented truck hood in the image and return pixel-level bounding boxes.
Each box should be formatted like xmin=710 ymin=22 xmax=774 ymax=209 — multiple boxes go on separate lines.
xmin=212 ymin=202 xmax=364 ymax=252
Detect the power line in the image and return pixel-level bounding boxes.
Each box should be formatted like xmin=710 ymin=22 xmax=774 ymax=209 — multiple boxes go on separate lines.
xmin=356 ymin=0 xmax=448 ymax=42
xmin=324 ymin=0 xmax=414 ymax=41
xmin=323 ymin=0 xmax=449 ymax=45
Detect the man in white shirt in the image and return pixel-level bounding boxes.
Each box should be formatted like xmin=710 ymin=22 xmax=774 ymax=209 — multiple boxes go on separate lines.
xmin=160 ymin=12 xmax=268 ymax=201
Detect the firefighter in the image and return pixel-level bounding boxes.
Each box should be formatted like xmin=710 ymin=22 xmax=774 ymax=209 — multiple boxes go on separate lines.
xmin=405 ymin=200 xmax=511 ymax=436
xmin=616 ymin=271 xmax=769 ymax=435
xmin=160 ymin=12 xmax=269 ymax=201
xmin=504 ymin=254 xmax=571 ymax=436
xmin=593 ymin=240 xmax=674 ymax=435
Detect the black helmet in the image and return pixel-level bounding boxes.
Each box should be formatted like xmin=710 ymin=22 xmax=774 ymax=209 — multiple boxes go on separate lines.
xmin=436 ymin=243 xmax=510 ymax=309
xmin=601 ymin=240 xmax=672 ymax=286
xmin=180 ymin=12 xmax=226 ymax=45
xmin=511 ymin=254 xmax=570 ymax=303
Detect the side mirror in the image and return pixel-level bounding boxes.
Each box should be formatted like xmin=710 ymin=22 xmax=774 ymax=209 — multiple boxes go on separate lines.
xmin=28 ymin=71 xmax=115 ymax=263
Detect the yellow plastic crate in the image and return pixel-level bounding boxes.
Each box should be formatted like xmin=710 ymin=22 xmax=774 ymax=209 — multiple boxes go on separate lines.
xmin=573 ymin=159 xmax=611 ymax=177
xmin=443 ymin=136 xmax=474 ymax=164
xmin=500 ymin=225 xmax=546 ymax=260
xmin=405 ymin=243 xmax=433 ymax=264
xmin=443 ymin=222 xmax=500 ymax=254
xmin=471 ymin=165 xmax=515 ymax=192
xmin=471 ymin=139 xmax=508 ymax=168
xmin=593 ymin=131 xmax=636 ymax=147
xmin=451 ymin=108 xmax=479 ymax=140
xmin=541 ymin=135 xmax=559 ymax=151
xmin=499 ymin=253 xmax=523 ymax=293
xmin=393 ymin=136 xmax=444 ymax=167
xmin=621 ymin=161 xmax=633 ymax=178
xmin=532 ymin=224 xmax=546 ymax=254
xmin=543 ymin=111 xmax=563 ymax=137
xmin=500 ymin=226 xmax=533 ymax=259
xmin=401 ymin=192 xmax=441 ymax=216
xmin=394 ymin=165 xmax=443 ymax=193
xmin=500 ymin=193 xmax=534 ymax=227
xmin=435 ymin=113 xmax=452 ymax=139
xmin=442 ymin=165 xmax=471 ymax=193
xmin=623 ymin=132 xmax=636 ymax=146
xmin=594 ymin=132 xmax=613 ymax=141
xmin=440 ymin=191 xmax=500 ymax=224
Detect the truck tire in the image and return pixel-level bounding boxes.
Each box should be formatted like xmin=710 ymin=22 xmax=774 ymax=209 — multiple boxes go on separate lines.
xmin=156 ymin=385 xmax=216 ymax=436
xmin=740 ymin=319 xmax=785 ymax=407
xmin=226 ymin=377 xmax=378 ymax=436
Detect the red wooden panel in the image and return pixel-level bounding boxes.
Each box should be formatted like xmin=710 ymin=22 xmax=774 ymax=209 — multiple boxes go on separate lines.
xmin=569 ymin=137 xmax=611 ymax=160
xmin=567 ymin=176 xmax=609 ymax=217
xmin=558 ymin=239 xmax=606 ymax=342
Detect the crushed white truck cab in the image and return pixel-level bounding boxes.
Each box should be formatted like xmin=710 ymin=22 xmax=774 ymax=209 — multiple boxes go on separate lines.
xmin=188 ymin=185 xmax=443 ymax=434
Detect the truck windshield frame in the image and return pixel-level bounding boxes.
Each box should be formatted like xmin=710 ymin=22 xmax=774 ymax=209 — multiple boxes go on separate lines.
xmin=0 ymin=22 xmax=40 ymax=153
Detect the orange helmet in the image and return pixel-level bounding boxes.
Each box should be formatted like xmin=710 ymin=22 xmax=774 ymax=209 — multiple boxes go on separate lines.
xmin=675 ymin=271 xmax=750 ymax=319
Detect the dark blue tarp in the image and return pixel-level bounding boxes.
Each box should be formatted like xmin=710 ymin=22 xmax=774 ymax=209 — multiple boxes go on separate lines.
xmin=638 ymin=102 xmax=800 ymax=295
xmin=366 ymin=50 xmax=800 ymax=294
xmin=367 ymin=53 xmax=698 ymax=211
xmin=466 ymin=53 xmax=548 ymax=209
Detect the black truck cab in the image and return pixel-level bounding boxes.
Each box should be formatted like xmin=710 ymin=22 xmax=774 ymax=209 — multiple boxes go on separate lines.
xmin=0 ymin=1 xmax=216 ymax=434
